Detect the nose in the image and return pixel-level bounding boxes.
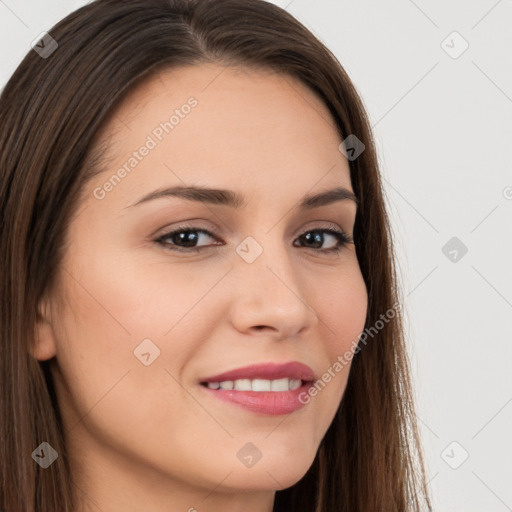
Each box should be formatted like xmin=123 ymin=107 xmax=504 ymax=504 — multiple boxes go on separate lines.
xmin=228 ymin=238 xmax=319 ymax=340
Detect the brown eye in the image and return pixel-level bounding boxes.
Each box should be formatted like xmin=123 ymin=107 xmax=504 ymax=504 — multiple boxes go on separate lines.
xmin=156 ymin=226 xmax=218 ymax=253
xmin=294 ymin=229 xmax=352 ymax=254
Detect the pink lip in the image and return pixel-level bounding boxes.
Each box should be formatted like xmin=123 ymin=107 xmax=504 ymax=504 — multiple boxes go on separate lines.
xmin=199 ymin=361 xmax=316 ymax=383
xmin=198 ymin=362 xmax=315 ymax=416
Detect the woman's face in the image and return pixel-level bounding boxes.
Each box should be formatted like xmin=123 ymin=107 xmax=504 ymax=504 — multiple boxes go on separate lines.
xmin=34 ymin=64 xmax=368 ymax=511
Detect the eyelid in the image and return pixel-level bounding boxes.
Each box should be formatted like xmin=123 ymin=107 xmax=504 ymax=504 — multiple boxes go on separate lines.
xmin=152 ymin=219 xmax=219 ymax=240
xmin=154 ymin=218 xmax=350 ymax=237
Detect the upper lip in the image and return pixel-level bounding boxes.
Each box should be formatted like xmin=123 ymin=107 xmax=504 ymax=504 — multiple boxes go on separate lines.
xmin=200 ymin=361 xmax=316 ymax=384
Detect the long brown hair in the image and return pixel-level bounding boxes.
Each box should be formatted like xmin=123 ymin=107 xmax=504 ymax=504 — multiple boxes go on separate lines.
xmin=0 ymin=0 xmax=432 ymax=510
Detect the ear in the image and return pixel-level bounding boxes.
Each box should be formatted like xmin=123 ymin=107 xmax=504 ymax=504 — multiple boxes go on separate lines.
xmin=31 ymin=296 xmax=58 ymax=361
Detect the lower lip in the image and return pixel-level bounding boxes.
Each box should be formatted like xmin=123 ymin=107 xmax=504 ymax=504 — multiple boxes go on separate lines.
xmin=199 ymin=383 xmax=312 ymax=415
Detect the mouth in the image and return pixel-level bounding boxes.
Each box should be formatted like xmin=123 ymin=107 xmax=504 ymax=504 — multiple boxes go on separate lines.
xmin=198 ymin=361 xmax=316 ymax=415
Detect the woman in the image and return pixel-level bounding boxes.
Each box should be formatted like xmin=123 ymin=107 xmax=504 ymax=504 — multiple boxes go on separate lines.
xmin=0 ymin=0 xmax=432 ymax=510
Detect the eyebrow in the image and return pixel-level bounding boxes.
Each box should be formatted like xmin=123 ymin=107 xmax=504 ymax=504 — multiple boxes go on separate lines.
xmin=127 ymin=185 xmax=358 ymax=210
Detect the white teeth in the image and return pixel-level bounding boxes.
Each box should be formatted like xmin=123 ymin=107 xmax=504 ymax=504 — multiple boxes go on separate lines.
xmin=289 ymin=378 xmax=302 ymax=390
xmin=234 ymin=379 xmax=252 ymax=391
xmin=270 ymin=378 xmax=289 ymax=391
xmin=205 ymin=378 xmax=303 ymax=392
xmin=252 ymin=379 xmax=271 ymax=391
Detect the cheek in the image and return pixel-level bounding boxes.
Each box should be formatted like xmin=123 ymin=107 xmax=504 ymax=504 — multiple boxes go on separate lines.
xmin=309 ymin=265 xmax=368 ymax=407
xmin=50 ymin=266 xmax=196 ymax=467
xmin=317 ymin=264 xmax=368 ymax=357
xmin=50 ymin=275 xmax=138 ymax=424
xmin=50 ymin=250 xmax=224 ymax=422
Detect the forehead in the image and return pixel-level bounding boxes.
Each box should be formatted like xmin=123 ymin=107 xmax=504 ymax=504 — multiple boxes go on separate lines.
xmin=83 ymin=63 xmax=352 ymax=209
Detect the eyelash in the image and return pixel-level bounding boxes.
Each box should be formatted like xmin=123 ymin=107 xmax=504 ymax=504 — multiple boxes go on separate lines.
xmin=155 ymin=223 xmax=354 ymax=255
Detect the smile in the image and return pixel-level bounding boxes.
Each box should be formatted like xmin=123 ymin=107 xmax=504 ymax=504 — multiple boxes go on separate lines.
xmin=198 ymin=361 xmax=316 ymax=415
xmin=201 ymin=377 xmax=303 ymax=392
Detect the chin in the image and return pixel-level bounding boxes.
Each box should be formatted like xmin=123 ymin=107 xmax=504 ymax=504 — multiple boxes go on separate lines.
xmin=219 ymin=448 xmax=317 ymax=491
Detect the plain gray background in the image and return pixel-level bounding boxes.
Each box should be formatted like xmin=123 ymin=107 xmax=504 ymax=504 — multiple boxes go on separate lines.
xmin=1 ymin=1 xmax=511 ymax=510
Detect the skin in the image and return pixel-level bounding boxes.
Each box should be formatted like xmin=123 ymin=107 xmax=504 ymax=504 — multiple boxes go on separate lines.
xmin=33 ymin=63 xmax=368 ymax=512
